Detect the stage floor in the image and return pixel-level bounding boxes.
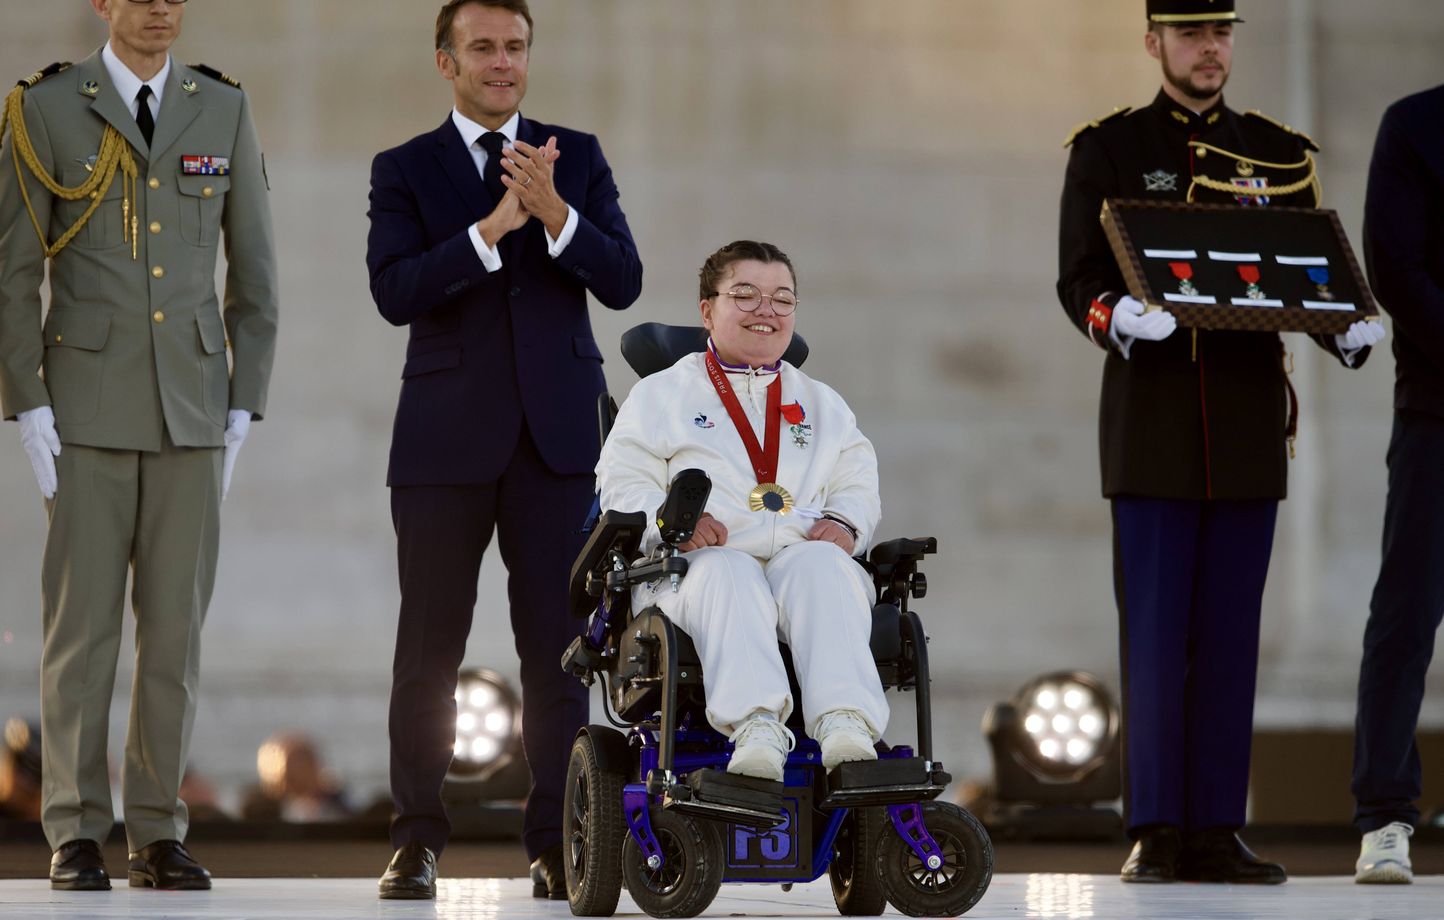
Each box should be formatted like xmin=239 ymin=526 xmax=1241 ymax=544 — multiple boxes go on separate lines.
xmin=0 ymin=876 xmax=1439 ymax=919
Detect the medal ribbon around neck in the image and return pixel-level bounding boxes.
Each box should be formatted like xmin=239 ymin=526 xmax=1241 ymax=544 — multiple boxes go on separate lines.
xmin=703 ymin=350 xmax=794 ymax=514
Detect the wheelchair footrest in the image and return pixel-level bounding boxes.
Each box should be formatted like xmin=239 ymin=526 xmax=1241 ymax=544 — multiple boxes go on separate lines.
xmin=663 ymin=769 xmax=787 ymax=828
xmin=819 ymin=757 xmax=952 ymax=808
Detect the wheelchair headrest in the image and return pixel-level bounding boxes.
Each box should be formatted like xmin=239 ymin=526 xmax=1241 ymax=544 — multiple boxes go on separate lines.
xmin=620 ymin=323 xmax=810 ymax=379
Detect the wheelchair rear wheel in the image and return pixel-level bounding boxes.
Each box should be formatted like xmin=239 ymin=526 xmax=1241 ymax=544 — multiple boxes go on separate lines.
xmin=876 ymin=801 xmax=993 ymax=917
xmin=829 ymin=806 xmax=887 ymax=915
xmin=621 ymin=808 xmax=724 ymax=919
xmin=564 ymin=734 xmax=626 ymax=916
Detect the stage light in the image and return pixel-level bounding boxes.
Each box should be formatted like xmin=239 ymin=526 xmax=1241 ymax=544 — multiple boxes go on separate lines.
xmin=448 ymin=668 xmax=520 ymax=777
xmin=979 ymin=670 xmax=1122 ymax=840
xmin=441 ymin=668 xmax=531 ymax=835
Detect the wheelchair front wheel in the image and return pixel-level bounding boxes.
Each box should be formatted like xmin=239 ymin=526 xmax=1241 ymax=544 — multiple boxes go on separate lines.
xmin=621 ymin=808 xmax=724 ymax=919
xmin=829 ymin=806 xmax=887 ymax=916
xmin=876 ymin=801 xmax=994 ymax=917
xmin=564 ymin=734 xmax=626 ymax=916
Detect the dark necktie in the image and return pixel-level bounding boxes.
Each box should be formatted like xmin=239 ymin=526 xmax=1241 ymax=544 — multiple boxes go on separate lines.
xmin=135 ymin=85 xmax=155 ymax=147
xmin=479 ymin=131 xmax=506 ymax=201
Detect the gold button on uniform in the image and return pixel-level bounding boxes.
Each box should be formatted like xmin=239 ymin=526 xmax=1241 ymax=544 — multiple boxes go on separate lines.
xmin=149 ymin=221 xmax=161 ymax=234
xmin=152 ymin=266 xmax=165 ymax=279
xmin=202 ymin=187 xmax=214 ymax=199
xmin=54 ymin=334 xmax=62 ymax=343
xmin=148 ymin=177 xmax=161 ymax=190
xmin=153 ymin=311 xmax=165 ymax=324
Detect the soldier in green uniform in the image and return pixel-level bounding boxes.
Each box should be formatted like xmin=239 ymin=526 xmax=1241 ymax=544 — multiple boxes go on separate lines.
xmin=0 ymin=0 xmax=278 ymax=892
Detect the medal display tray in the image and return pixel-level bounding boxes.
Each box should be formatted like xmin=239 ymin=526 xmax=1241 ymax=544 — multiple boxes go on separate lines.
xmin=1101 ymin=199 xmax=1377 ymax=335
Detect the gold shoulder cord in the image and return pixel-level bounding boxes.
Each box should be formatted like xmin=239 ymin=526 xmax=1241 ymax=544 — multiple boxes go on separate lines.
xmin=1 ymin=83 xmax=140 ymax=260
xmin=1185 ymin=141 xmax=1322 ymax=206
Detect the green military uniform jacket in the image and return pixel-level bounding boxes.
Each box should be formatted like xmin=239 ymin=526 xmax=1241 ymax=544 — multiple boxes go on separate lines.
xmin=0 ymin=50 xmax=277 ymax=450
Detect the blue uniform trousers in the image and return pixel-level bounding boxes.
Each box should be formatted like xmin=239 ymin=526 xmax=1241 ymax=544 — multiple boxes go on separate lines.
xmin=1112 ymin=496 xmax=1279 ymax=834
xmin=388 ymin=423 xmax=593 ymax=859
xmin=1352 ymin=410 xmax=1444 ymax=833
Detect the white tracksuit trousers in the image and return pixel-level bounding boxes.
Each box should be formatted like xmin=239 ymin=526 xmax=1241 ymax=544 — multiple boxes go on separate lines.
xmin=634 ymin=540 xmax=890 ymax=739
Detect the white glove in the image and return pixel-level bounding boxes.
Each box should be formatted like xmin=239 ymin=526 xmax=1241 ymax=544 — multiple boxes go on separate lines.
xmin=1335 ymin=319 xmax=1386 ymax=353
xmin=18 ymin=406 xmax=62 ymax=500
xmin=1111 ymin=295 xmax=1178 ymax=343
xmin=222 ymin=409 xmax=252 ymax=501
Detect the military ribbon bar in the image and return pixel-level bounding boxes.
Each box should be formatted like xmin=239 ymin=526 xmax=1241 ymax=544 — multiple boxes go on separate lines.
xmin=180 ymin=155 xmax=231 ymax=176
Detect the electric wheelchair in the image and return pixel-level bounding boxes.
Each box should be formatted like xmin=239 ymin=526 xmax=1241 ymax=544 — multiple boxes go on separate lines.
xmin=559 ymin=324 xmax=993 ymax=918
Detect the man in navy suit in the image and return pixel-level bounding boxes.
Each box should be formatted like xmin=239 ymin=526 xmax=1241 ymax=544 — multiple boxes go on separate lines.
xmin=366 ymin=0 xmax=641 ymax=900
xmin=1351 ymin=83 xmax=1444 ymax=886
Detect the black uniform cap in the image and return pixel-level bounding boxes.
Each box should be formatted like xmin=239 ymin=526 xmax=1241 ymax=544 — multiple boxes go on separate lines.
xmin=1147 ymin=0 xmax=1244 ymax=24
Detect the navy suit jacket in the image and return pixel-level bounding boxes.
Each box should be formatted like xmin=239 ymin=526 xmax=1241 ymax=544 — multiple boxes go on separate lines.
xmin=1364 ymin=84 xmax=1444 ymax=419
xmin=367 ymin=114 xmax=642 ymax=486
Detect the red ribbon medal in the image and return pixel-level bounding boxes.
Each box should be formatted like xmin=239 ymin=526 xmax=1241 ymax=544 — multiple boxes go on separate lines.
xmin=1238 ymin=264 xmax=1265 ymax=299
xmin=703 ymin=351 xmax=793 ymax=513
xmin=1169 ymin=262 xmax=1198 ymax=296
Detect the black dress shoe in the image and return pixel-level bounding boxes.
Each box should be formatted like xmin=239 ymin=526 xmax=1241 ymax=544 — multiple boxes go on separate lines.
xmin=530 ymin=843 xmax=566 ymax=900
xmin=1120 ymin=825 xmax=1181 ymax=883
xmin=379 ymin=842 xmax=437 ymax=900
xmin=1179 ymin=829 xmax=1287 ymax=884
xmin=127 ymin=840 xmax=212 ymax=890
xmin=50 ymin=839 xmax=110 ymax=891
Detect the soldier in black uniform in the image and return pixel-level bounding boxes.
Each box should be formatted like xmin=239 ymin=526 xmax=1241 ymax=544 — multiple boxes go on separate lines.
xmin=1056 ymin=0 xmax=1384 ymax=885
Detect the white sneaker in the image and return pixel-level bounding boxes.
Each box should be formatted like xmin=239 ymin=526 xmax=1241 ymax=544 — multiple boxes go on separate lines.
xmin=1355 ymin=821 xmax=1413 ymax=884
xmin=814 ymin=709 xmax=878 ymax=770
xmin=726 ymin=715 xmax=794 ymax=782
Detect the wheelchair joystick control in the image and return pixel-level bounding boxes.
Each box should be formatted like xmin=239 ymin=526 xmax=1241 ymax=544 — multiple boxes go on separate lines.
xmin=655 ymin=469 xmax=712 ymax=593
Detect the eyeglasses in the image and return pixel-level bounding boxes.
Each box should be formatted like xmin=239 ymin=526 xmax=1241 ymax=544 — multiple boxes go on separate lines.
xmin=126 ymin=0 xmax=188 ymax=4
xmin=708 ymin=285 xmax=798 ymax=316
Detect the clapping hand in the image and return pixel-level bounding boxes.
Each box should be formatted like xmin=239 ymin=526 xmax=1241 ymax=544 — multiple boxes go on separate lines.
xmin=476 ymin=141 xmax=560 ymax=248
xmin=500 ymin=136 xmax=568 ymax=238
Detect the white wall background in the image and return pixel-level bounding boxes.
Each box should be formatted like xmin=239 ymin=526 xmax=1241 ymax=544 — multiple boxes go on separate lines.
xmin=0 ymin=0 xmax=1440 ymax=808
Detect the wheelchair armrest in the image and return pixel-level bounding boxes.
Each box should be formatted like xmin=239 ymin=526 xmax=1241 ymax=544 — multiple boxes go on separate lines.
xmin=868 ymin=537 xmax=937 ymax=567
xmin=569 ymin=510 xmax=648 ymax=618
xmin=865 ymin=536 xmax=937 ymax=608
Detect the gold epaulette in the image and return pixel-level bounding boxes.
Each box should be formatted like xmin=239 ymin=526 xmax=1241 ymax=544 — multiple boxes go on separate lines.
xmin=187 ymin=64 xmax=242 ymax=89
xmin=15 ymin=61 xmax=70 ymax=90
xmin=1243 ymin=109 xmax=1320 ymax=152
xmin=1063 ymin=106 xmax=1131 ymax=149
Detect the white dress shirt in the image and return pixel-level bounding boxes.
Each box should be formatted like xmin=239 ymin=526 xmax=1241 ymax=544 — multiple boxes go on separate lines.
xmin=101 ymin=42 xmax=168 ymax=123
xmin=450 ymin=109 xmax=578 ymax=272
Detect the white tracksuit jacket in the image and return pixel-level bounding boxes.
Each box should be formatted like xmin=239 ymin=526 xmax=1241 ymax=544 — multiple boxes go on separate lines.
xmin=597 ymin=351 xmax=881 ymax=558
xmin=595 ymin=348 xmax=889 ymax=736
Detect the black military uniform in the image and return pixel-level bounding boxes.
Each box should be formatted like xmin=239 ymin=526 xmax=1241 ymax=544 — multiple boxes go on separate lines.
xmin=1055 ymin=0 xmax=1370 ymax=887
xmin=1058 ymin=90 xmax=1356 ymax=498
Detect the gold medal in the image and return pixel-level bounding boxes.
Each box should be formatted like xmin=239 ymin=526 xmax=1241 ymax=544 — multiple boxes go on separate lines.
xmin=748 ymin=482 xmax=794 ymax=514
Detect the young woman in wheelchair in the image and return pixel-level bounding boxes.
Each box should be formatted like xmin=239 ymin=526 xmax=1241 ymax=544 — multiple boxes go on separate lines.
xmin=596 ymin=240 xmax=886 ymax=783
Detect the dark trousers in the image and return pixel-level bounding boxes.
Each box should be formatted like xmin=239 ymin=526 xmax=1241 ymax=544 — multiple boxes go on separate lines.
xmin=1112 ymin=496 xmax=1278 ymax=834
xmin=1353 ymin=409 xmax=1444 ymax=833
xmin=388 ymin=424 xmax=593 ymax=859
